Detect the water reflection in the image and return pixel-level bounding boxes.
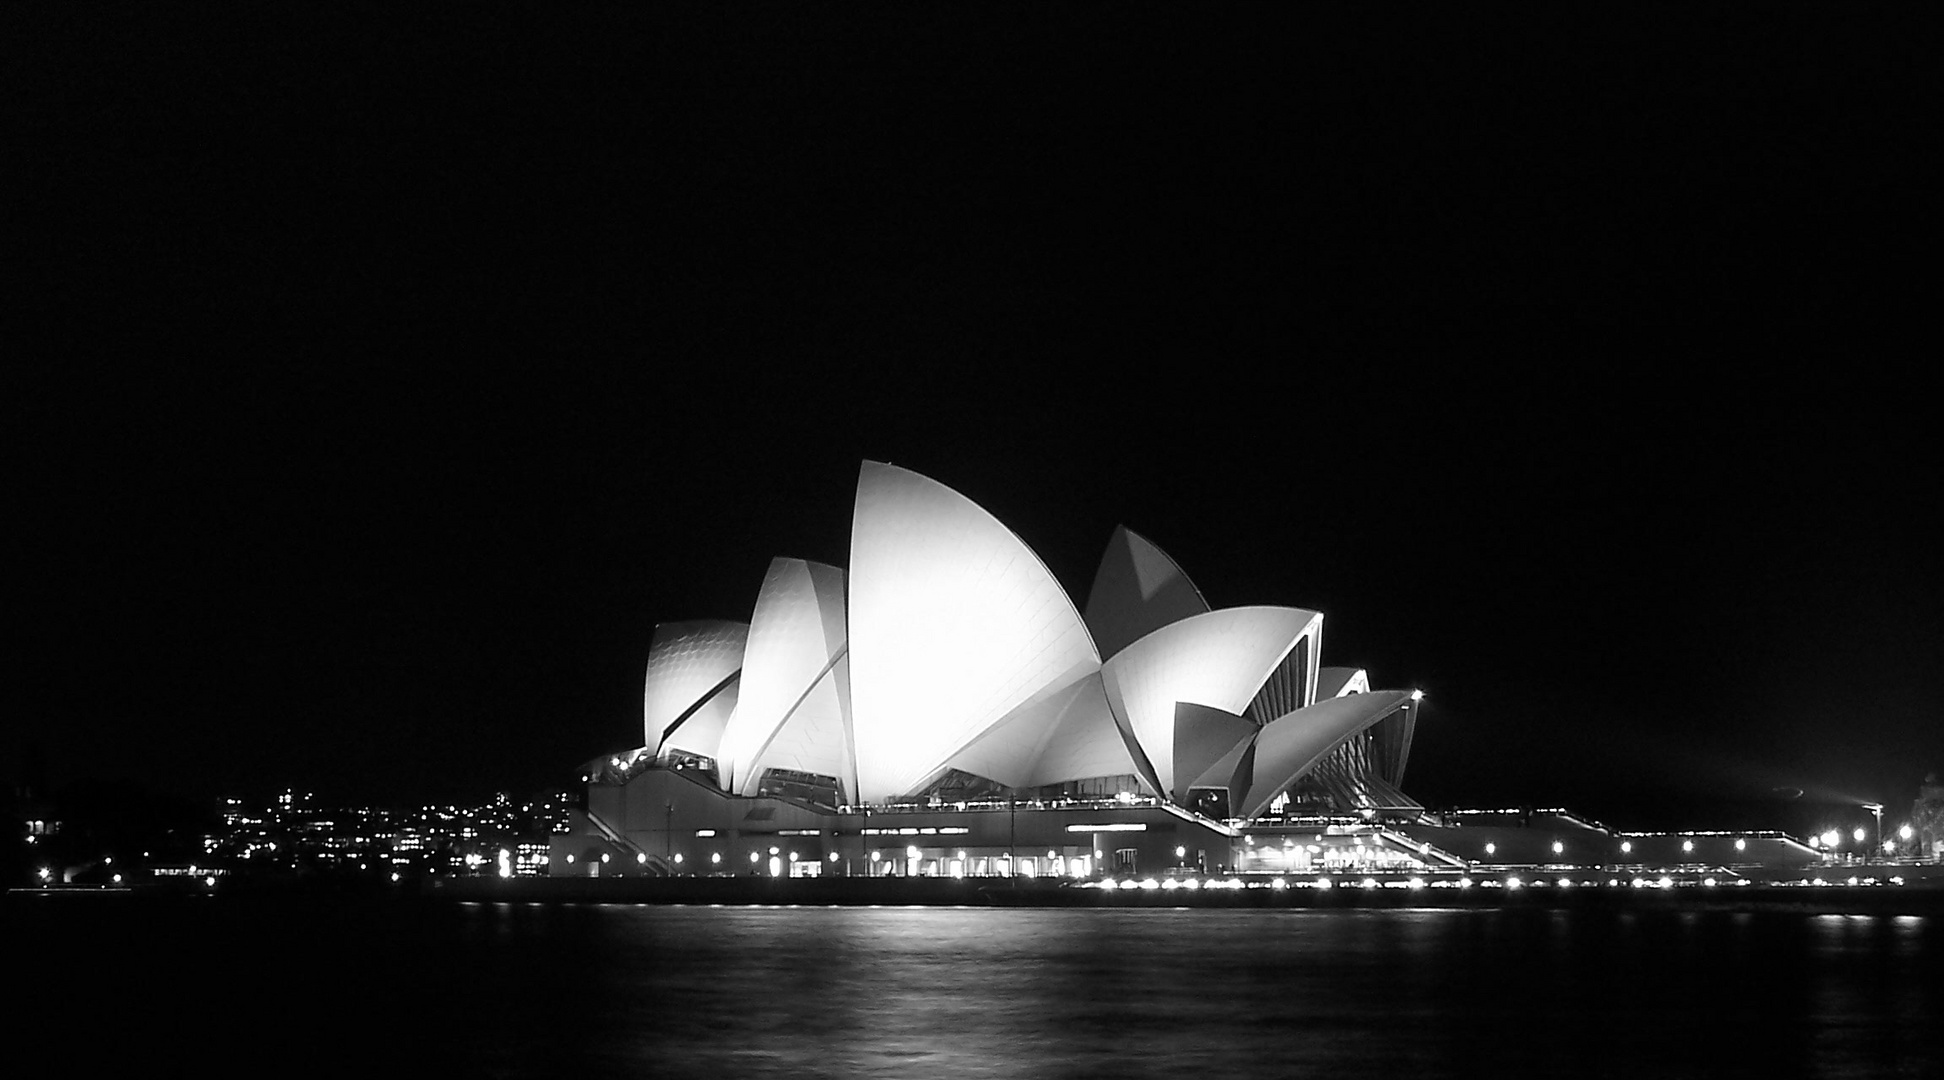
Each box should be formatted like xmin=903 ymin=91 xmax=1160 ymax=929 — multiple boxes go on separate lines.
xmin=9 ymin=899 xmax=1934 ymax=1078
xmin=484 ymin=906 xmax=1937 ymax=1079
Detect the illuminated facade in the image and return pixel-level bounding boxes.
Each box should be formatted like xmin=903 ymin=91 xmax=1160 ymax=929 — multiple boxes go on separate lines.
xmin=558 ymin=461 xmax=1429 ymax=877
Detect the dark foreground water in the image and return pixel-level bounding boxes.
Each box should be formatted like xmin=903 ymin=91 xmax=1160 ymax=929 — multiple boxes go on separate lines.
xmin=10 ymin=897 xmax=1940 ymax=1078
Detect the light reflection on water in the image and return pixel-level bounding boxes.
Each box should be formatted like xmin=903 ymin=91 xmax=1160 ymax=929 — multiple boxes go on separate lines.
xmin=462 ymin=904 xmax=1939 ymax=1079
xmin=10 ymin=898 xmax=1936 ymax=1078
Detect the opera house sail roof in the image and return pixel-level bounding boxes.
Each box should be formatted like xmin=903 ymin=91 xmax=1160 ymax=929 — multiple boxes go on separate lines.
xmin=614 ymin=460 xmax=1422 ymax=821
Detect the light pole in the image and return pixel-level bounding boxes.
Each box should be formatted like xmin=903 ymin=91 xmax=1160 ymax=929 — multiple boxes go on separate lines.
xmin=1009 ymin=795 xmax=1017 ymax=881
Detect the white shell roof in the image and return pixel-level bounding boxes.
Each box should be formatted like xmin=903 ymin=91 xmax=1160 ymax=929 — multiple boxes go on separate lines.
xmin=941 ymin=669 xmax=1134 ymax=790
xmin=717 ymin=557 xmax=853 ymax=798
xmin=1083 ymin=526 xmax=1211 ymax=659
xmin=846 ymin=461 xmax=1103 ymax=802
xmin=1234 ymin=689 xmax=1414 ymax=819
xmin=1101 ymin=605 xmax=1320 ymax=797
xmin=627 ymin=462 xmax=1421 ymax=815
xmin=643 ymin=619 xmax=748 ymax=753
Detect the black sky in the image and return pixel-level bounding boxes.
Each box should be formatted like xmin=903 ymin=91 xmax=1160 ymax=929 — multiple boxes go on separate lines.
xmin=13 ymin=5 xmax=1938 ymax=831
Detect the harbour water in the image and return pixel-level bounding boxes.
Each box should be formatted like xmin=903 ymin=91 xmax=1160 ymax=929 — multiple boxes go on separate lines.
xmin=11 ymin=897 xmax=1939 ymax=1077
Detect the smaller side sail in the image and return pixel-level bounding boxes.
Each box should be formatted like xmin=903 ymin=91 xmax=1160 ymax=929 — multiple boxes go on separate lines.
xmin=1234 ymin=690 xmax=1414 ymax=820
xmin=1170 ymin=702 xmax=1258 ymax=806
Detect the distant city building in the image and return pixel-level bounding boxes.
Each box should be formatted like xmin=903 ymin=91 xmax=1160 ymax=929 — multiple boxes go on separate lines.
xmin=1915 ymin=774 xmax=1944 ymax=861
xmin=182 ymin=787 xmax=567 ymax=882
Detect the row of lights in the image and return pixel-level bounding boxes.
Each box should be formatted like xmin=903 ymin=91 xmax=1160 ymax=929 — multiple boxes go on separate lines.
xmin=567 ymin=845 xmax=1072 ymax=864
xmin=1807 ymin=823 xmax=1918 ymax=853
xmin=546 ymin=821 xmax=1928 ymax=878
xmin=561 ymin=844 xmax=1091 ymax=878
xmin=1092 ymin=874 xmax=1911 ymax=892
xmin=1476 ymin=837 xmax=1756 ymax=857
xmin=1111 ymin=877 xmax=1912 ymax=893
xmin=35 ymin=864 xmax=211 ymax=888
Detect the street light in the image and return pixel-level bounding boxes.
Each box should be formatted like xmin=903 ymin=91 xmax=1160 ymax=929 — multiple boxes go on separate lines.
xmin=859 ymin=803 xmax=870 ymax=878
xmin=1861 ymin=803 xmax=1884 ymax=862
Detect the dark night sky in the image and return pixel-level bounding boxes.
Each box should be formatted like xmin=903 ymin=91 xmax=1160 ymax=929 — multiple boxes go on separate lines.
xmin=12 ymin=5 xmax=1938 ymax=831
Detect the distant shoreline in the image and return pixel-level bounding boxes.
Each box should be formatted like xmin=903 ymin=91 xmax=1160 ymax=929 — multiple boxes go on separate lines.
xmin=432 ymin=871 xmax=1944 ymax=913
xmin=13 ymin=865 xmax=1942 ymax=916
xmin=467 ymin=866 xmax=1940 ymax=914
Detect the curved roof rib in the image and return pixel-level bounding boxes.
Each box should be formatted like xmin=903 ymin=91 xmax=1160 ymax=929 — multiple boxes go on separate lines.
xmin=1100 ymin=606 xmax=1320 ymax=799
xmin=1083 ymin=526 xmax=1211 ymax=659
xmin=1245 ymin=619 xmax=1323 ymax=722
xmin=1233 ymin=690 xmax=1415 ymax=820
xmin=643 ymin=619 xmax=748 ymax=756
xmin=847 ymin=461 xmax=1103 ymax=803
xmin=716 ymin=558 xmax=852 ymax=798
xmin=658 ymin=674 xmax=739 ymax=762
xmin=739 ymin=650 xmax=853 ymax=799
xmin=1370 ymin=694 xmax=1420 ymax=788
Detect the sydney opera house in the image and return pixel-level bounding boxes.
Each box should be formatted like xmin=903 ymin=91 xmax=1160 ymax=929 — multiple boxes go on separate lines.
xmin=551 ymin=461 xmax=1814 ymax=880
xmin=550 ymin=460 xmax=1445 ymax=879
